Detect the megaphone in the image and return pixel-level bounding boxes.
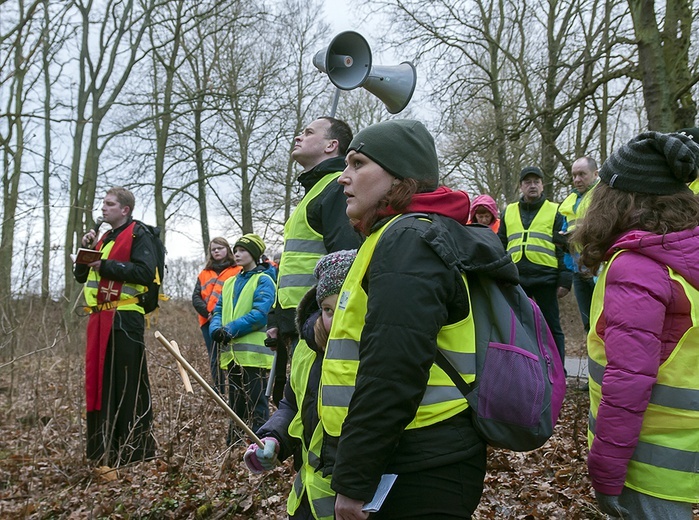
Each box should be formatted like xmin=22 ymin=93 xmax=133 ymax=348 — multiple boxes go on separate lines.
xmin=363 ymin=62 xmax=417 ymax=114
xmin=313 ymin=31 xmax=372 ymax=90
xmin=313 ymin=31 xmax=417 ymax=114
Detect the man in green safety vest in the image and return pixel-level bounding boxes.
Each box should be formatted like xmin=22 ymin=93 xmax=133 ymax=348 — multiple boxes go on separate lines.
xmin=266 ymin=117 xmax=362 ymax=404
xmin=498 ymin=166 xmax=571 ymax=366
xmin=559 ymin=157 xmax=599 ymax=333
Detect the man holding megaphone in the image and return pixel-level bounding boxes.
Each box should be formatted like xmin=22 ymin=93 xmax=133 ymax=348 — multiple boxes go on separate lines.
xmin=265 ymin=117 xmax=362 ymax=405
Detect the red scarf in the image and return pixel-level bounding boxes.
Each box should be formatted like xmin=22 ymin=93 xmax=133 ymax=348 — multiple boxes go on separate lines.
xmin=85 ymin=221 xmax=136 ymax=411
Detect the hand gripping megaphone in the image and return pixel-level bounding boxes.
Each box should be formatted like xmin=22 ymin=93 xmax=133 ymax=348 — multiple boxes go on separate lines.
xmin=313 ymin=31 xmax=417 ymax=115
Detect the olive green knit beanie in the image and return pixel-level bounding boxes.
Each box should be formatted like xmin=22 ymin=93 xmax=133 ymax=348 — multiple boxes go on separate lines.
xmin=347 ymin=119 xmax=439 ymax=191
xmin=234 ymin=233 xmax=266 ymax=261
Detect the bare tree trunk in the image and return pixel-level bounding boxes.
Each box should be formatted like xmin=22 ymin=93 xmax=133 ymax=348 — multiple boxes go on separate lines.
xmin=194 ymin=99 xmax=210 ymax=250
xmin=40 ymin=0 xmax=52 ymax=300
xmin=0 ymin=3 xmax=28 ymax=307
xmin=628 ymin=0 xmax=697 ymax=130
xmin=151 ymin=0 xmax=185 ymax=245
xmin=64 ymin=0 xmax=156 ymax=316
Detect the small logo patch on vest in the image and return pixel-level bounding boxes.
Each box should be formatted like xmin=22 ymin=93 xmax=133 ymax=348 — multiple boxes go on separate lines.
xmin=338 ymin=290 xmax=350 ymax=310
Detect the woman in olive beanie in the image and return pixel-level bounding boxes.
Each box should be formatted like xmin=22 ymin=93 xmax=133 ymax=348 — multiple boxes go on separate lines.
xmin=320 ymin=119 xmax=515 ymax=519
xmin=572 ymin=131 xmax=699 ymax=519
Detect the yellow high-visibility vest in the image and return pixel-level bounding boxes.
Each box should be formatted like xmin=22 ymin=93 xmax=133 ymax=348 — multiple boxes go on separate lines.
xmin=320 ymin=215 xmax=476 ymax=437
xmin=219 ymin=272 xmax=276 ymax=369
xmin=84 ymin=240 xmax=146 ymax=314
xmin=286 ymin=340 xmax=335 ymax=520
xmin=504 ymin=201 xmax=558 ymax=268
xmin=277 ymin=173 xmax=341 ymax=310
xmin=559 ymin=182 xmax=597 ymax=234
xmin=588 ymin=251 xmax=699 ymax=502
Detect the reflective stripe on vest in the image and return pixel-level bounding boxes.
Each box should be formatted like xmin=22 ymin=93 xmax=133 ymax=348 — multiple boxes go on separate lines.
xmin=219 ymin=272 xmax=276 ymax=369
xmin=319 ymin=215 xmax=476 ymax=437
xmin=504 ymin=201 xmax=558 ymax=267
xmin=588 ymin=251 xmax=699 ymax=502
xmin=286 ymin=340 xmax=335 ymax=520
xmin=559 ymin=183 xmax=596 ymax=234
xmin=84 ymin=240 xmax=146 ymax=314
xmin=277 ymin=173 xmax=341 ymax=309
xmin=196 ymin=266 xmax=240 ymax=327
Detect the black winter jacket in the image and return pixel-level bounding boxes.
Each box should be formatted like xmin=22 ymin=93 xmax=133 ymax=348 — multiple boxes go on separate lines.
xmin=323 ymin=213 xmax=519 ymax=502
xmin=267 ymin=156 xmax=363 ymax=336
xmin=497 ymin=195 xmax=572 ymax=289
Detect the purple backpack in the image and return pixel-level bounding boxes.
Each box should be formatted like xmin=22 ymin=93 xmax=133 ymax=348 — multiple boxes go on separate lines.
xmin=436 ymin=273 xmax=566 ymax=451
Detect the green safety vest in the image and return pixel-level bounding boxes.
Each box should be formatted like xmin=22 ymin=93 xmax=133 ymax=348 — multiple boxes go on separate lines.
xmin=319 ymin=215 xmax=476 ymax=437
xmin=559 ymin=183 xmax=596 ymax=234
xmin=286 ymin=340 xmax=335 ymax=520
xmin=588 ymin=251 xmax=699 ymax=502
xmin=219 ymin=272 xmax=276 ymax=369
xmin=504 ymin=201 xmax=558 ymax=268
xmin=277 ymin=173 xmax=341 ymax=310
xmin=84 ymin=240 xmax=146 ymax=313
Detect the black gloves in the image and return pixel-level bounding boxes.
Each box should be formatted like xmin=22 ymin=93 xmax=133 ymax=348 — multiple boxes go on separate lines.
xmin=212 ymin=328 xmax=233 ymax=344
xmin=595 ymin=492 xmax=630 ymax=518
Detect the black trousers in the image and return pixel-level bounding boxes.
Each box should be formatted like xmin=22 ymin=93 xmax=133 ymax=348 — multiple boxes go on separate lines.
xmin=572 ymin=272 xmax=596 ymax=333
xmin=370 ymin=454 xmax=487 ymax=519
xmin=521 ymin=283 xmax=566 ymax=366
xmin=86 ymin=325 xmax=155 ymax=466
xmin=271 ymin=333 xmax=294 ymax=406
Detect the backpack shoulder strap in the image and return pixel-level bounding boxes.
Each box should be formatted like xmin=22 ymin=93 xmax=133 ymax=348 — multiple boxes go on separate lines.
xmin=434 ymin=349 xmax=474 ymax=397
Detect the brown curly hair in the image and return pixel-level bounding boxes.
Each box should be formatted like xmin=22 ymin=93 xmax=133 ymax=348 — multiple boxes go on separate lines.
xmin=571 ymin=182 xmax=699 ymax=273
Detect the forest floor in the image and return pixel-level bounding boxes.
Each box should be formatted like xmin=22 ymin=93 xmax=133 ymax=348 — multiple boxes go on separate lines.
xmin=0 ymin=297 xmax=694 ymax=519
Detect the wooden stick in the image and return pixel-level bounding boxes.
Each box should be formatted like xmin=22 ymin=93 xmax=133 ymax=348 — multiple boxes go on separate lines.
xmin=154 ymin=331 xmax=263 ymax=447
xmin=170 ymin=340 xmax=193 ymax=394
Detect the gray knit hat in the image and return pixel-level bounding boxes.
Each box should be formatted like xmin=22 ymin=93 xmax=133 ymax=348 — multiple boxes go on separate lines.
xmin=314 ymin=249 xmax=357 ymax=305
xmin=347 ymin=119 xmax=439 ymax=191
xmin=599 ymin=131 xmax=699 ymax=194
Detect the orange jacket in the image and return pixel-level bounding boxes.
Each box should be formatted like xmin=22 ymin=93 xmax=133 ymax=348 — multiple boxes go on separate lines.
xmin=194 ymin=265 xmax=241 ymax=327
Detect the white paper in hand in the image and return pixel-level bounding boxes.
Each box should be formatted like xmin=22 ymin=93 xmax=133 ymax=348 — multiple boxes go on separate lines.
xmin=361 ymin=473 xmax=397 ymax=513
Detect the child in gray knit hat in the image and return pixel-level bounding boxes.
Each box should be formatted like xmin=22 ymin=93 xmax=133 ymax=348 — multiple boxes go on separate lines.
xmin=313 ymin=249 xmax=358 ymax=348
xmin=243 ymin=249 xmax=357 ymax=516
